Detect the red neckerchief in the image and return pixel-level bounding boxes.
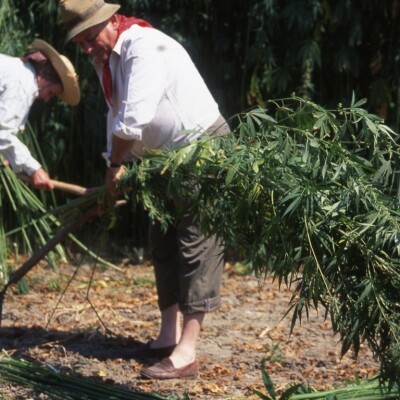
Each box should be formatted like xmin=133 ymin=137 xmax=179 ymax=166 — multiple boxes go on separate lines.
xmin=102 ymin=14 xmax=152 ymax=105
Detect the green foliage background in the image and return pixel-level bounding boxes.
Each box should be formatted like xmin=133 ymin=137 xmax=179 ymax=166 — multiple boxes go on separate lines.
xmin=2 ymin=0 xmax=400 ymax=186
xmin=1 ymin=0 xmax=399 ymax=248
xmin=1 ymin=1 xmax=400 ymax=265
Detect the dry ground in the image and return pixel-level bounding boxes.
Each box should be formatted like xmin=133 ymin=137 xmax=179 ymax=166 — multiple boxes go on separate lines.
xmin=0 ymin=257 xmax=379 ymax=399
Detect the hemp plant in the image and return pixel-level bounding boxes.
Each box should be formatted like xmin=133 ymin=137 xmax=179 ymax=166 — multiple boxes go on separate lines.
xmin=121 ymin=95 xmax=400 ymax=383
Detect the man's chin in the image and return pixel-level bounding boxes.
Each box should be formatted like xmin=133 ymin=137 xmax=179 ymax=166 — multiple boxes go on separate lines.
xmin=91 ymin=50 xmax=110 ymax=64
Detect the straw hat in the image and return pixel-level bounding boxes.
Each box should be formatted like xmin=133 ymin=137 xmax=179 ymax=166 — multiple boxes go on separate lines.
xmin=59 ymin=0 xmax=120 ymax=42
xmin=29 ymin=39 xmax=80 ymax=106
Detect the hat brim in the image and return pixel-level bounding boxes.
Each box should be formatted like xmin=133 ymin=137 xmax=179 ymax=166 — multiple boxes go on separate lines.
xmin=29 ymin=39 xmax=80 ymax=106
xmin=65 ymin=4 xmax=120 ymax=42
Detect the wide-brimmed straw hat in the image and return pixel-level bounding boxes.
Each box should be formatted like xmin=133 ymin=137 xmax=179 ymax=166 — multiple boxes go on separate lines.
xmin=59 ymin=0 xmax=120 ymax=42
xmin=29 ymin=39 xmax=80 ymax=106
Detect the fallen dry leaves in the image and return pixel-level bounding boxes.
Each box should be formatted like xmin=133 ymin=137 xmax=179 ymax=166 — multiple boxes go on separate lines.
xmin=0 ymin=259 xmax=380 ymax=399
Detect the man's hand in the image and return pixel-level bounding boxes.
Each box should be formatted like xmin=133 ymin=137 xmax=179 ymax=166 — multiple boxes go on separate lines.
xmin=105 ymin=165 xmax=126 ymax=195
xmin=31 ymin=168 xmax=54 ymax=190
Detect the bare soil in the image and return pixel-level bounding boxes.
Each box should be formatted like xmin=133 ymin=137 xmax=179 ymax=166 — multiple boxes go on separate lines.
xmin=0 ymin=257 xmax=380 ymax=399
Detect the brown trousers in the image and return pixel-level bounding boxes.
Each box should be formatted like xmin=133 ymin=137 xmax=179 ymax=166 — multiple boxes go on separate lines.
xmin=148 ymin=115 xmax=229 ymax=314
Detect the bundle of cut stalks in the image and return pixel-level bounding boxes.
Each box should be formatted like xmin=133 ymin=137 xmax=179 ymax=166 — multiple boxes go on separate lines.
xmin=0 ymin=164 xmax=120 ymax=286
xmin=0 ymin=353 xmax=172 ymax=400
xmin=255 ymin=367 xmax=400 ymax=400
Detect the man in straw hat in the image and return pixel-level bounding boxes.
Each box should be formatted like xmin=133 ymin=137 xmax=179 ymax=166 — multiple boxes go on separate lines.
xmin=0 ymin=39 xmax=80 ymax=190
xmin=59 ymin=0 xmax=230 ymax=380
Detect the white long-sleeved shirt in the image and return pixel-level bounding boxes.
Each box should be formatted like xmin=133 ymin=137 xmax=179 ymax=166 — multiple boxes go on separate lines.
xmin=0 ymin=54 xmax=41 ymax=175
xmin=93 ymin=25 xmax=220 ymax=161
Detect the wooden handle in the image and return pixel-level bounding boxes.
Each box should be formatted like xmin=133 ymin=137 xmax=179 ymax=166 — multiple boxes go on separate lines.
xmin=50 ymin=180 xmax=97 ymax=196
xmin=18 ymin=174 xmax=99 ymax=196
xmin=18 ymin=174 xmax=107 ymax=198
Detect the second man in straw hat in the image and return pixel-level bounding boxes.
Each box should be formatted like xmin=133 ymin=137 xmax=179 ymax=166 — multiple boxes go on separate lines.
xmin=0 ymin=39 xmax=80 ymax=190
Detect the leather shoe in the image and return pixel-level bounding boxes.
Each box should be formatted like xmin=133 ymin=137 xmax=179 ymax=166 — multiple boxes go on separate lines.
xmin=141 ymin=358 xmax=198 ymax=379
xmin=128 ymin=341 xmax=176 ymax=359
